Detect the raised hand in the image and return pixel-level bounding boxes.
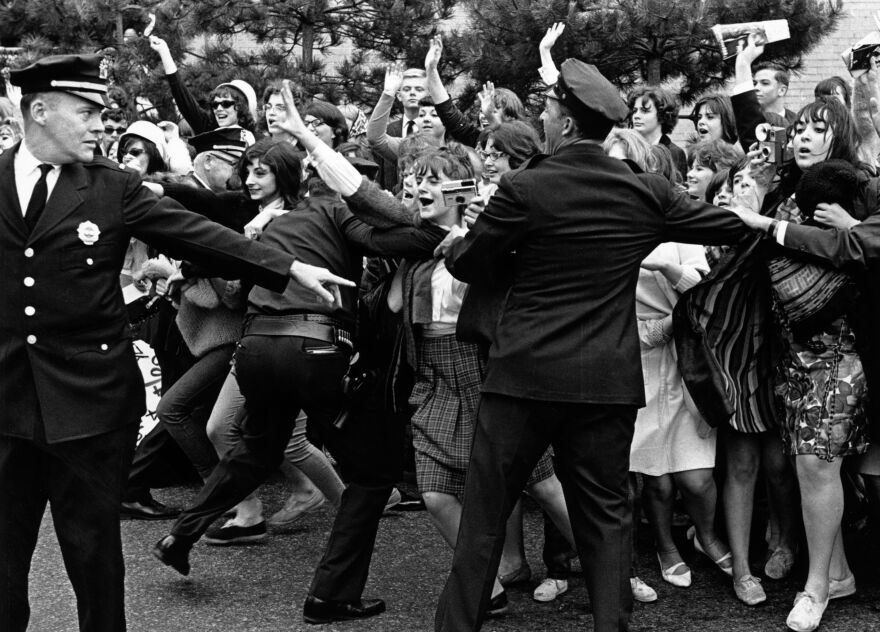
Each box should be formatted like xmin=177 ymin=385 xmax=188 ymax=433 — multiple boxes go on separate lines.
xmin=276 ymin=79 xmax=309 ymax=140
xmin=383 ymin=61 xmax=406 ymax=96
xmin=3 ymin=70 xmax=21 ymax=108
xmin=738 ymin=32 xmax=765 ymax=66
xmin=148 ymin=35 xmax=170 ymax=56
xmin=425 ymin=35 xmax=443 ymax=71
xmin=478 ymin=81 xmax=496 ymax=118
xmin=540 ymin=22 xmax=565 ymax=52
xmin=149 ymin=35 xmax=178 ymax=74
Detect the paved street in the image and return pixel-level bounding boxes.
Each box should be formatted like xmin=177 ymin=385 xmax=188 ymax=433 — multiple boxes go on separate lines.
xmin=28 ymin=480 xmax=880 ymax=632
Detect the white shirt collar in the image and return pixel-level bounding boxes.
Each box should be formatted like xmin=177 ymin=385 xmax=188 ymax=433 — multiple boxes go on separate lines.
xmin=16 ymin=141 xmax=61 ymax=176
xmin=261 ymin=197 xmax=286 ymax=213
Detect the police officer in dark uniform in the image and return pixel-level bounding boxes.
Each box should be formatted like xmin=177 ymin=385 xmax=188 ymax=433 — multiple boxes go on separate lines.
xmin=433 ymin=59 xmax=751 ymax=632
xmin=0 ymin=54 xmax=351 ymax=632
xmin=187 ymin=127 xmax=248 ymax=192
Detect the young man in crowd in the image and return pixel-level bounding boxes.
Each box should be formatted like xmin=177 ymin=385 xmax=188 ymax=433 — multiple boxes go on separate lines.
xmin=375 ymin=67 xmax=426 ymax=191
xmin=753 ymin=61 xmax=798 ymax=126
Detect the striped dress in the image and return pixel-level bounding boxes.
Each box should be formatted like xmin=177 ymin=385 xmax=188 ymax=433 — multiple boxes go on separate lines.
xmin=675 ymin=233 xmax=782 ymax=434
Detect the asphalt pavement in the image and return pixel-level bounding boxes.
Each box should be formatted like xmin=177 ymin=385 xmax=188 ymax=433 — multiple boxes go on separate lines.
xmin=28 ymin=480 xmax=880 ymax=632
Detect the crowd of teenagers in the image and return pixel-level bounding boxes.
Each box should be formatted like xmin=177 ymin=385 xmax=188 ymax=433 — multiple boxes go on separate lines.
xmin=5 ymin=19 xmax=880 ymax=632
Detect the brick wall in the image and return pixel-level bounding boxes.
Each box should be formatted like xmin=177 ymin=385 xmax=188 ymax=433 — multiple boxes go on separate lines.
xmin=671 ymin=1 xmax=876 ymax=145
xmin=787 ymin=0 xmax=876 ymax=108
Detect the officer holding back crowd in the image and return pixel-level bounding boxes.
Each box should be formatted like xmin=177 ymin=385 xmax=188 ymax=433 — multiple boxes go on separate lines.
xmin=0 ymin=54 xmax=351 ymax=632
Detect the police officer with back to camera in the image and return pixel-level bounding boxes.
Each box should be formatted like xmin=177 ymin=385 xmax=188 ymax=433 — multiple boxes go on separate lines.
xmin=433 ymin=58 xmax=751 ymax=632
xmin=0 ymin=54 xmax=351 ymax=632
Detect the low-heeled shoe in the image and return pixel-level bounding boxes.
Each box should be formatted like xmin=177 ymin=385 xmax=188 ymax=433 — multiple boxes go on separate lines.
xmin=828 ymin=573 xmax=856 ymax=600
xmin=302 ymin=595 xmax=386 ymax=624
xmin=267 ymin=493 xmax=325 ymax=528
xmin=121 ymin=498 xmax=181 ymax=520
xmin=204 ymin=520 xmax=267 ymax=545
xmin=658 ymin=554 xmax=691 ymax=588
xmin=499 ymin=563 xmax=532 ymax=587
xmin=152 ymin=535 xmax=191 ymax=576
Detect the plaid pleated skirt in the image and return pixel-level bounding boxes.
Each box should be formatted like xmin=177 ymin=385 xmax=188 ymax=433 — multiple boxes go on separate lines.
xmin=410 ymin=334 xmax=554 ymax=495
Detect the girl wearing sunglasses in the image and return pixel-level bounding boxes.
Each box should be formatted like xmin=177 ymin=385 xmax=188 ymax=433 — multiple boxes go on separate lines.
xmin=149 ymin=34 xmax=257 ymax=145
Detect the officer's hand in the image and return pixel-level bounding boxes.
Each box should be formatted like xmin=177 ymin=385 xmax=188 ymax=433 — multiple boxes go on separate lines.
xmin=815 ymin=203 xmax=860 ymax=229
xmin=289 ymin=260 xmax=356 ymax=308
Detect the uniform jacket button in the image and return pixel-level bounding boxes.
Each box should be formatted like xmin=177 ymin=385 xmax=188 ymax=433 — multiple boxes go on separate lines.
xmin=24 ymin=248 xmax=34 ymax=257
xmin=24 ymin=306 xmax=35 ymax=316
xmin=23 ymin=277 xmax=34 ymax=287
xmin=27 ymin=335 xmax=37 ymax=344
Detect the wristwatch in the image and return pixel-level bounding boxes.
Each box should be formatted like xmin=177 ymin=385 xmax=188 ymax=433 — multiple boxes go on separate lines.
xmin=766 ymin=219 xmax=779 ymax=237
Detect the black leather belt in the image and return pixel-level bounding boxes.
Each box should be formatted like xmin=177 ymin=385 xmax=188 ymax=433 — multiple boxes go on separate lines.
xmin=244 ymin=314 xmax=353 ymax=351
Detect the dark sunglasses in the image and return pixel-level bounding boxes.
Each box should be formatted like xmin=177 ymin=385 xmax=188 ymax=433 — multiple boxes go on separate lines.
xmin=104 ymin=126 xmax=126 ymax=134
xmin=212 ymin=99 xmax=237 ymax=110
xmin=124 ymin=147 xmax=146 ymax=158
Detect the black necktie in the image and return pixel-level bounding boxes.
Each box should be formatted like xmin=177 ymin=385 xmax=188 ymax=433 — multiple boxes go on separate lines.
xmin=405 ymin=120 xmax=415 ymax=137
xmin=25 ymin=164 xmax=53 ymax=233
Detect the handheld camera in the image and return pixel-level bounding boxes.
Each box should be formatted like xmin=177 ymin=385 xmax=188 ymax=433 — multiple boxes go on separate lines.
xmin=440 ymin=179 xmax=477 ymax=208
xmin=755 ymin=123 xmax=791 ymax=166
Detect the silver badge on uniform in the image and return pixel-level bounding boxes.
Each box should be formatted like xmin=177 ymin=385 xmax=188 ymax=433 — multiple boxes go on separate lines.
xmin=77 ymin=221 xmax=100 ymax=246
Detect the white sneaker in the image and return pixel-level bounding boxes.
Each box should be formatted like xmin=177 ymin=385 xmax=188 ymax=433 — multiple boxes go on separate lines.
xmin=786 ymin=591 xmax=828 ymax=632
xmin=533 ymin=578 xmax=569 ymax=602
xmin=631 ymin=576 xmax=658 ymax=603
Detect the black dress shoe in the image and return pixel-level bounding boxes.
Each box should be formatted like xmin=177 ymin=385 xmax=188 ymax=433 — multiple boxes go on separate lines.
xmin=302 ymin=595 xmax=386 ymax=624
xmin=152 ymin=535 xmax=191 ymax=576
xmin=486 ymin=590 xmax=509 ymax=618
xmin=121 ymin=498 xmax=181 ymax=520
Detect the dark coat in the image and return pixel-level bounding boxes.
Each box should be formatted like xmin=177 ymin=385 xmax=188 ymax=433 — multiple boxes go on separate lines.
xmin=0 ymin=145 xmax=293 ymax=443
xmin=444 ymin=142 xmax=748 ymax=405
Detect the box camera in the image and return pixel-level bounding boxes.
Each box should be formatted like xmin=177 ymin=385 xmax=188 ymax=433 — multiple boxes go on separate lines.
xmin=441 ymin=179 xmax=477 ymax=208
xmin=755 ymin=123 xmax=790 ymax=166
xmin=841 ymin=32 xmax=880 ymax=75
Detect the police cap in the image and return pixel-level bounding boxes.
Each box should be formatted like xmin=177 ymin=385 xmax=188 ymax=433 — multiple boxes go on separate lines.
xmin=189 ymin=128 xmax=249 ymax=162
xmin=10 ymin=54 xmax=109 ymax=107
xmin=550 ymin=59 xmax=629 ymax=127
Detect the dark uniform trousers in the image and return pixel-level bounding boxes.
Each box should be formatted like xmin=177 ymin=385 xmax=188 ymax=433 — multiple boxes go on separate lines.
xmin=0 ymin=142 xmax=295 ymax=632
xmin=435 ymin=393 xmax=637 ymax=632
xmin=170 ymin=331 xmax=404 ymax=602
xmin=0 ymin=420 xmax=140 ymax=632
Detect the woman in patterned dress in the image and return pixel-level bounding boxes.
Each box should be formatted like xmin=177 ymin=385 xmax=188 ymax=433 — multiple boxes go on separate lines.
xmin=728 ymin=97 xmax=876 ymax=632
